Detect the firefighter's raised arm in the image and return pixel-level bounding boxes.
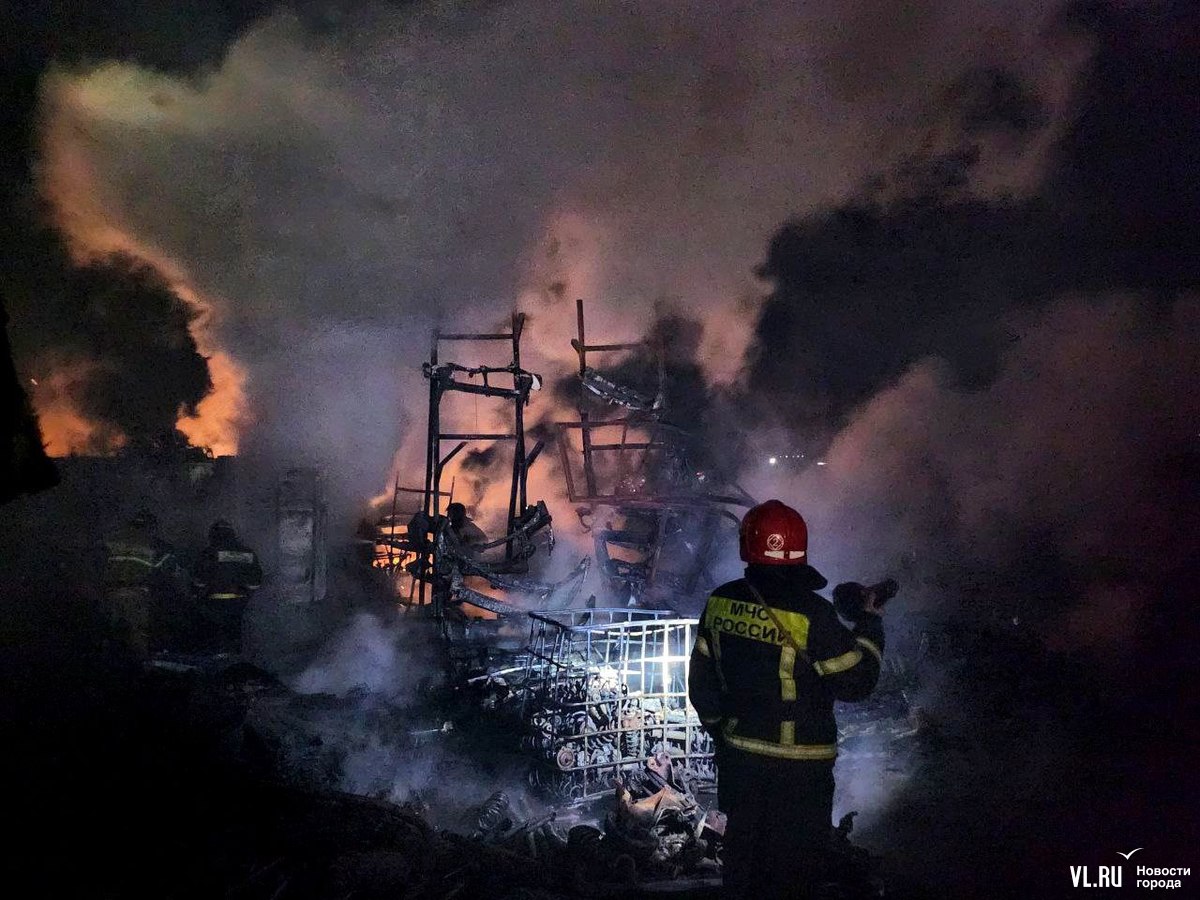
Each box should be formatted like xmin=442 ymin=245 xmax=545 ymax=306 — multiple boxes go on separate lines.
xmin=807 ymin=598 xmax=886 ymax=702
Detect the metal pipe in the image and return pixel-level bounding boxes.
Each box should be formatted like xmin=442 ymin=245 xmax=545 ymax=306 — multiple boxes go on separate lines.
xmin=392 ymin=486 xmax=450 ymax=496
xmin=438 ymin=441 xmax=468 ymax=468
xmin=438 ymin=432 xmax=518 ymax=441
xmin=440 ymin=382 xmax=524 ymax=399
xmin=524 ymin=440 xmax=545 ymax=469
xmin=421 ymin=336 xmax=441 ymax=609
xmin=573 ymin=341 xmax=645 ymax=352
xmin=576 ymin=300 xmax=599 ymax=499
xmin=588 ymin=442 xmax=666 ymax=451
xmin=387 ymin=473 xmax=399 ymax=570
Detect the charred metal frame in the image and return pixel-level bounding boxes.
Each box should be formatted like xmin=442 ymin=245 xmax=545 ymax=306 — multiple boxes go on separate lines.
xmin=559 ymin=300 xmax=753 ymax=603
xmin=556 ymin=419 xmax=752 ymax=510
xmin=419 ymin=313 xmax=544 ymax=617
xmin=570 ymin=298 xmax=661 ymax=498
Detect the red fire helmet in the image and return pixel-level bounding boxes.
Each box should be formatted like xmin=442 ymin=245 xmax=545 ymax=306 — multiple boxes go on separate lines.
xmin=739 ymin=499 xmax=808 ymax=565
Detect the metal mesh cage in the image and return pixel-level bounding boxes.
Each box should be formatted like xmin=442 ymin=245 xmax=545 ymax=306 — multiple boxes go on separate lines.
xmin=521 ymin=608 xmax=716 ymax=802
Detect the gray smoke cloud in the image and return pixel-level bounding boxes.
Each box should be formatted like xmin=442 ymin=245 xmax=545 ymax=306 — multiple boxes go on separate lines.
xmin=286 ymin=610 xmax=541 ymax=827
xmin=733 ymin=2 xmax=1200 ymax=642
xmin=33 ymin=0 xmax=1082 ymax=516
xmin=743 ymin=293 xmax=1200 ymax=647
xmin=292 ymin=611 xmax=439 ymax=700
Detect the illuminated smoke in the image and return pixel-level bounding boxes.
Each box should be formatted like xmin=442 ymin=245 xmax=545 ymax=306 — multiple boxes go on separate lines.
xmin=30 ymin=71 xmax=248 ymax=455
xmin=27 ymin=358 xmax=125 ymax=455
xmin=294 ymin=612 xmax=440 ymax=702
xmin=28 ymin=0 xmax=1077 ymax=508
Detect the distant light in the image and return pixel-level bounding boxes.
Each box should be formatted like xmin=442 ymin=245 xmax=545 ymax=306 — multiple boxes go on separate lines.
xmin=816 ymin=461 xmax=826 ymax=466
xmin=768 ymin=456 xmax=777 ymax=466
xmin=30 ymin=378 xmax=38 ymax=386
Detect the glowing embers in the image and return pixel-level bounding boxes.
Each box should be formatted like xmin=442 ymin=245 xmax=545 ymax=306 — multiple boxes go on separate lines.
xmin=521 ymin=609 xmax=715 ymax=803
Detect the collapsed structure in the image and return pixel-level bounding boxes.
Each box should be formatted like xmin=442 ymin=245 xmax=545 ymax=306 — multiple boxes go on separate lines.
xmin=339 ymin=302 xmax=909 ymax=891
xmin=376 ymin=301 xmax=753 ymax=612
xmin=366 ymin=303 xmax=756 ymax=823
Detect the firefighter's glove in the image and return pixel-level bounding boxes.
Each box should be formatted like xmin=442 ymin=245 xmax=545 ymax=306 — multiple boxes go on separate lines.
xmin=833 ymin=579 xmax=896 ymax=621
xmin=861 ymin=588 xmax=887 ymax=617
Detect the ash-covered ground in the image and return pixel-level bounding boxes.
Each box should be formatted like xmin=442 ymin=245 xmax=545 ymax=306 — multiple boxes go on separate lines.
xmin=3 ymin=459 xmax=1196 ymax=899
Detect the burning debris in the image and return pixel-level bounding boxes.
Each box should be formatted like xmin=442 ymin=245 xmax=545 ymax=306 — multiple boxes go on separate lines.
xmin=369 ymin=302 xmax=754 ymax=630
xmin=372 ymin=302 xmax=754 ymax=618
xmin=280 ymin=305 xmax=901 ymax=898
xmin=406 ymin=313 xmax=556 ymax=624
xmin=607 ymin=753 xmax=722 ymax=877
xmin=353 ymin=308 xmax=754 ymax=824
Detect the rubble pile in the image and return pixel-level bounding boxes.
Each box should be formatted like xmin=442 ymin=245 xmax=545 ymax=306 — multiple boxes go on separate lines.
xmin=115 ymin=663 xmax=723 ymax=899
xmin=604 ymin=753 xmax=724 ymax=880
xmin=223 ymin=778 xmax=725 ymax=899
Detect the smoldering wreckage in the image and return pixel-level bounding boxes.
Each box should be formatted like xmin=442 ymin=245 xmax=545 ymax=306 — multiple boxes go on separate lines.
xmin=6 ymin=304 xmax=931 ymax=899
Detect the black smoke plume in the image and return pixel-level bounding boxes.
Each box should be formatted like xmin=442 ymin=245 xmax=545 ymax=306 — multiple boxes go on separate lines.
xmin=744 ymin=1 xmax=1200 ymax=448
xmin=14 ymin=251 xmax=212 ymax=448
xmin=1 ymin=3 xmax=282 ymax=451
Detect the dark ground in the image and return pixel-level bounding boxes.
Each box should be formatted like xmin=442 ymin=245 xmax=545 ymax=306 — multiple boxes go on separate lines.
xmin=3 ymin=470 xmax=1198 ymax=898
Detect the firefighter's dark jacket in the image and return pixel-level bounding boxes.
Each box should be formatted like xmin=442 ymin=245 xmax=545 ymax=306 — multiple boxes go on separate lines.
xmin=103 ymin=525 xmax=178 ymax=589
xmin=689 ymin=564 xmax=884 ymax=761
xmin=193 ymin=539 xmax=263 ymax=600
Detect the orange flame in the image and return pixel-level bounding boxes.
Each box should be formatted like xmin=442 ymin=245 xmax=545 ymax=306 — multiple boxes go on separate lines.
xmin=28 ymin=360 xmax=126 ymax=456
xmin=33 ymin=70 xmax=249 ymax=456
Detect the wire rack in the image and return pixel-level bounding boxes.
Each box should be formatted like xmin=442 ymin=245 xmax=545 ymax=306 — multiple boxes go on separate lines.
xmin=521 ymin=608 xmax=716 ymax=802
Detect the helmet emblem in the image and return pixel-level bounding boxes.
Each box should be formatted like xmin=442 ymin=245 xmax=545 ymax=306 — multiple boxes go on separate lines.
xmin=766 ymin=533 xmax=785 ymax=551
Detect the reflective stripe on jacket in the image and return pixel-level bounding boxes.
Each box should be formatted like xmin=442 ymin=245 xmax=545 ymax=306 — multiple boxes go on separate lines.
xmin=193 ymin=544 xmax=263 ymax=599
xmin=103 ymin=529 xmax=176 ymax=588
xmin=688 ymin=568 xmax=884 ymax=760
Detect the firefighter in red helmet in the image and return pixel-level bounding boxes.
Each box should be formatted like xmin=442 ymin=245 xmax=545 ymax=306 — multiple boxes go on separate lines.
xmin=689 ymin=500 xmax=888 ymax=899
